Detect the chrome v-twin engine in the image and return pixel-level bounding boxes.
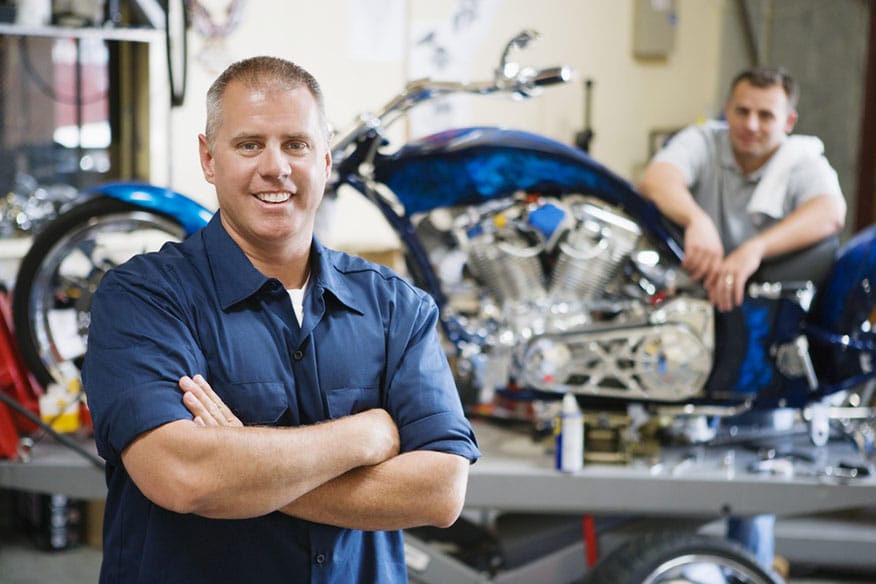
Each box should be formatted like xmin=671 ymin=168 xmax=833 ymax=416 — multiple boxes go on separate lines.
xmin=425 ymin=194 xmax=714 ymax=403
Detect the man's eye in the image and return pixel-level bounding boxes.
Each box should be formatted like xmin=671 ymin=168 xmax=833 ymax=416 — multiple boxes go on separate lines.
xmin=286 ymin=141 xmax=307 ymax=151
xmin=239 ymin=142 xmax=260 ymax=152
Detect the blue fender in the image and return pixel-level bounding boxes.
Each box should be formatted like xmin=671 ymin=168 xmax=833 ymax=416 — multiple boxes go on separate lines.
xmin=85 ymin=181 xmax=213 ymax=236
xmin=808 ymin=224 xmax=876 ymax=385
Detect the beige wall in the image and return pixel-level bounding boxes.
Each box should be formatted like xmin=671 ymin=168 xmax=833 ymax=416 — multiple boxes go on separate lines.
xmin=168 ymin=0 xmax=726 ymax=250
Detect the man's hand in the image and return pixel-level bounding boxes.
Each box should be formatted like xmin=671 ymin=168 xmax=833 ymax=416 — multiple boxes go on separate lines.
xmin=682 ymin=212 xmax=724 ymax=283
xmin=180 ymin=375 xmax=243 ymax=427
xmin=178 ymin=375 xmax=400 ymax=466
xmin=704 ymin=238 xmax=765 ymax=312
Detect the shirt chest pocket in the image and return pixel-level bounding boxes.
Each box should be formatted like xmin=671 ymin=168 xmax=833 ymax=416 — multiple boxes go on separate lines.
xmin=324 ymin=387 xmax=380 ymax=419
xmin=213 ymin=381 xmax=292 ymax=425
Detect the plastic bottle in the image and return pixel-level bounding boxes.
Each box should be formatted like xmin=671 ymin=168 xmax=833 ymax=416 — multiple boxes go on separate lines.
xmin=556 ymin=393 xmax=584 ymax=472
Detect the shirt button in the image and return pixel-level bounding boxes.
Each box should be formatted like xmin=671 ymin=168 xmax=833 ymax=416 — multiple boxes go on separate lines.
xmin=293 ymin=350 xmax=304 ymax=360
xmin=315 ymin=553 xmax=326 ymax=565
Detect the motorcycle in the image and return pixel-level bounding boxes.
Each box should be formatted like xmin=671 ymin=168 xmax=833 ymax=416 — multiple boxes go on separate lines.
xmin=8 ymin=30 xmax=876 ymax=582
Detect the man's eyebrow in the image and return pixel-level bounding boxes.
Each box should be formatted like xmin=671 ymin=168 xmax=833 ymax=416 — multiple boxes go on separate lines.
xmin=229 ymin=132 xmax=264 ymax=142
xmin=282 ymin=132 xmax=316 ymax=142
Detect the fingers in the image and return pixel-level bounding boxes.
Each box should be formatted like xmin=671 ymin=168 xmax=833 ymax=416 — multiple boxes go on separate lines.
xmin=705 ymin=271 xmax=745 ymax=312
xmin=705 ymin=247 xmax=759 ymax=311
xmin=179 ymin=375 xmax=243 ymax=427
xmin=682 ymin=252 xmax=719 ymax=283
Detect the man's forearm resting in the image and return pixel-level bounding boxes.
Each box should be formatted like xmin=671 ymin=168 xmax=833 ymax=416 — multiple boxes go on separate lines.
xmin=638 ymin=162 xmax=701 ymax=226
xmin=280 ymin=450 xmax=470 ymax=531
xmin=746 ymin=194 xmax=845 ymax=260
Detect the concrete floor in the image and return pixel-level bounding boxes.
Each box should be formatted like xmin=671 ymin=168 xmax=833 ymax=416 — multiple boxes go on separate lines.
xmin=0 ymin=535 xmax=101 ymax=583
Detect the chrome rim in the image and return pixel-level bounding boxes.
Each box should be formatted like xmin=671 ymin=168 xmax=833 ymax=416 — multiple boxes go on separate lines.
xmin=27 ymin=210 xmax=184 ymax=384
xmin=641 ymin=552 xmax=772 ymax=584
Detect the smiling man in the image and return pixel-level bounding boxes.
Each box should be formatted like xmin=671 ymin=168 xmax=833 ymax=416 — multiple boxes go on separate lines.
xmin=82 ymin=57 xmax=480 ymax=584
xmin=638 ymin=66 xmax=846 ymax=312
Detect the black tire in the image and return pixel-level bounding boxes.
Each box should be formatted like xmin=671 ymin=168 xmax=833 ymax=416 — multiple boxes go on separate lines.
xmin=585 ymin=531 xmax=782 ymax=584
xmin=12 ymin=197 xmax=186 ymax=388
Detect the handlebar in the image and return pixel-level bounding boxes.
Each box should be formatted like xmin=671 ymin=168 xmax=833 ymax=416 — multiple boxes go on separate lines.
xmin=531 ymin=66 xmax=575 ymax=88
xmin=331 ymin=30 xmax=575 ymax=157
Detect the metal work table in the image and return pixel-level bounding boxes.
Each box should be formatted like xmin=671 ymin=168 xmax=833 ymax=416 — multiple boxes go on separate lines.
xmin=408 ymin=420 xmax=876 ymax=583
xmin=464 ymin=420 xmax=876 ymax=517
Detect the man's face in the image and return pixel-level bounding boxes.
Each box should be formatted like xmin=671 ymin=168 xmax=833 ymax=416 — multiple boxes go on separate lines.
xmin=198 ymin=80 xmax=331 ymax=251
xmin=724 ymin=80 xmax=798 ymax=171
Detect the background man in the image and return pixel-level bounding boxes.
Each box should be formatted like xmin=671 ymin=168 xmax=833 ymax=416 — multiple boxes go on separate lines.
xmin=639 ymin=66 xmax=845 ymax=311
xmin=638 ymin=66 xmax=846 ymax=576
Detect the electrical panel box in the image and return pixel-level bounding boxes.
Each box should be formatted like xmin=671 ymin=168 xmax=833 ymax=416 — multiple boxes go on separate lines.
xmin=633 ymin=0 xmax=677 ymax=59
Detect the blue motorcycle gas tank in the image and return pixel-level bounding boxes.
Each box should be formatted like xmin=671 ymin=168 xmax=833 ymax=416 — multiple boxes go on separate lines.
xmin=371 ymin=127 xmax=681 ymax=258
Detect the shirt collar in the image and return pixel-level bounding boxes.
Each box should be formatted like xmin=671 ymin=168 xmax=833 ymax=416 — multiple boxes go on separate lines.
xmin=310 ymin=239 xmax=366 ymax=316
xmin=204 ymin=212 xmax=365 ymax=315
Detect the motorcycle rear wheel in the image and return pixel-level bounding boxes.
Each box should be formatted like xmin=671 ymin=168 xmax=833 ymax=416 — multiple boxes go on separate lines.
xmin=584 ymin=531 xmax=782 ymax=584
xmin=12 ymin=197 xmax=186 ymax=388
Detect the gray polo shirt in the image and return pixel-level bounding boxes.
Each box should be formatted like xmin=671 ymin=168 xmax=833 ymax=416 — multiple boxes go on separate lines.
xmin=653 ymin=121 xmax=843 ymax=252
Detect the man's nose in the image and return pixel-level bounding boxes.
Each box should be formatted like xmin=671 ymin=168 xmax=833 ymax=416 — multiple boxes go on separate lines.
xmin=743 ymin=112 xmax=759 ymax=131
xmin=259 ymin=145 xmax=291 ymax=179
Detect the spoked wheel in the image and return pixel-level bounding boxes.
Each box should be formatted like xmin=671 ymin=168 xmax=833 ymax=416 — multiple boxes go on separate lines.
xmin=585 ymin=532 xmax=782 ymax=584
xmin=12 ymin=197 xmax=186 ymax=388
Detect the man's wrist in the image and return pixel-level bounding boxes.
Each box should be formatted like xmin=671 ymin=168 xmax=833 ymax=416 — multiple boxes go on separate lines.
xmin=742 ymin=236 xmax=767 ymax=261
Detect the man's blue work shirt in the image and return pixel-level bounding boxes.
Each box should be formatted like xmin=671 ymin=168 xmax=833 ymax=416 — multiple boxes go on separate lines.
xmin=82 ymin=213 xmax=481 ymax=584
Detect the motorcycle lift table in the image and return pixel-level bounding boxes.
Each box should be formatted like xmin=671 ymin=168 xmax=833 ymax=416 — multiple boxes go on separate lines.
xmin=2 ymin=421 xmax=875 ymax=583
xmin=405 ymin=419 xmax=876 ymax=583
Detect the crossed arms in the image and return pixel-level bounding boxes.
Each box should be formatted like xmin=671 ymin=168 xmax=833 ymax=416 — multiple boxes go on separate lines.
xmin=121 ymin=374 xmax=470 ymax=530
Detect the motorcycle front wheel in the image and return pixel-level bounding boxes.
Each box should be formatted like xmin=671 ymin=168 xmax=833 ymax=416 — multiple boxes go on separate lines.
xmin=585 ymin=531 xmax=782 ymax=584
xmin=12 ymin=197 xmax=186 ymax=388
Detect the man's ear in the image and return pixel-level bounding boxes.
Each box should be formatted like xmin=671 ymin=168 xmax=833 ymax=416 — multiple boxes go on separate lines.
xmin=198 ymin=134 xmax=215 ymax=183
xmin=784 ymin=109 xmax=799 ymax=134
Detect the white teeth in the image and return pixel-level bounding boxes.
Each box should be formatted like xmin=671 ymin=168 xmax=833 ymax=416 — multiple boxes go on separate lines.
xmin=256 ymin=192 xmax=292 ymax=203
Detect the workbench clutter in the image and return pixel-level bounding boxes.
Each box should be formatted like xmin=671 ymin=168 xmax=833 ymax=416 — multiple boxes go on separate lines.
xmin=552 ymin=400 xmax=661 ymax=470
xmin=38 ymin=361 xmax=90 ymax=434
xmin=14 ymin=491 xmax=84 ymax=551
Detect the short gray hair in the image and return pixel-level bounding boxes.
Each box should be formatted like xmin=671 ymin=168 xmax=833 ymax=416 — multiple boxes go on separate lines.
xmin=204 ymin=56 xmax=328 ymax=149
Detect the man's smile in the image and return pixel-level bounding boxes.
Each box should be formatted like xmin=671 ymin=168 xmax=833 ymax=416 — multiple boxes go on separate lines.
xmin=255 ymin=191 xmax=292 ymax=203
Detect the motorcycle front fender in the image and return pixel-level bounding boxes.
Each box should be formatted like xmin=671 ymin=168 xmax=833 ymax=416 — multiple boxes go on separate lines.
xmin=808 ymin=223 xmax=876 ymax=386
xmin=85 ymin=181 xmax=213 ymax=236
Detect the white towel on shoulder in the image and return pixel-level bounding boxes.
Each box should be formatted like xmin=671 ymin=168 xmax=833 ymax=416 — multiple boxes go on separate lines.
xmin=746 ymin=135 xmax=825 ymax=219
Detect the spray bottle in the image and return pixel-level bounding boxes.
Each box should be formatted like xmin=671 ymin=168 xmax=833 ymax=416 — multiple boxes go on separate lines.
xmin=556 ymin=393 xmax=584 ymax=472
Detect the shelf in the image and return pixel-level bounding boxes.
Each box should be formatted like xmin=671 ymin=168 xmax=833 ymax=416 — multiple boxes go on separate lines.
xmin=0 ymin=23 xmax=161 ymax=43
xmin=0 ymin=437 xmax=105 ymax=500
